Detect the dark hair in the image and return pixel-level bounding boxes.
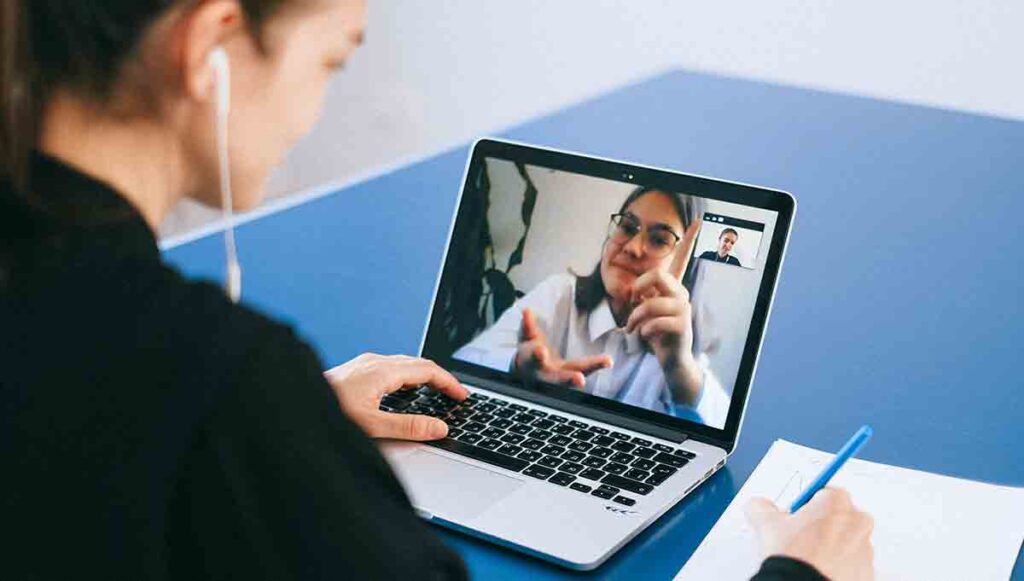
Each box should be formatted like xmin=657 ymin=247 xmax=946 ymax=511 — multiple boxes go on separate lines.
xmin=0 ymin=0 xmax=291 ymax=192
xmin=719 ymin=227 xmax=738 ymax=239
xmin=575 ymin=186 xmax=704 ymax=313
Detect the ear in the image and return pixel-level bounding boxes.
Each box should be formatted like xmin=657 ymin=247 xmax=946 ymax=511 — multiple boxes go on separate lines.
xmin=173 ymin=0 xmax=245 ymax=105
xmin=669 ymin=218 xmax=702 ymax=280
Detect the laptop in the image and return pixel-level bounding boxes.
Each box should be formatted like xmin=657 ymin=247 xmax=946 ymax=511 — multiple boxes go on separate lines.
xmin=380 ymin=138 xmax=795 ymax=569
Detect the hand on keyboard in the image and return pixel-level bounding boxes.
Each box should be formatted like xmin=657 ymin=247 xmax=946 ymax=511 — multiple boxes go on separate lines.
xmin=324 ymin=353 xmax=468 ymax=441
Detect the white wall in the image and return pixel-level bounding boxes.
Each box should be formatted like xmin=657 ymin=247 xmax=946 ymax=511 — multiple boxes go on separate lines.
xmin=161 ymin=0 xmax=1024 ymax=239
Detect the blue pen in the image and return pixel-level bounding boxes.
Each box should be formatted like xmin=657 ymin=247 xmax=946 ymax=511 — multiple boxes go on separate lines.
xmin=789 ymin=425 xmax=873 ymax=513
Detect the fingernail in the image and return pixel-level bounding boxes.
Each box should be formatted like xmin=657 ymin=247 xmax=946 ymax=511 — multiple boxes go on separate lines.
xmin=433 ymin=420 xmax=449 ymax=439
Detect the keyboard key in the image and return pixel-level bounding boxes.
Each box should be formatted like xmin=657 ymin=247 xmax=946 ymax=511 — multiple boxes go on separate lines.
xmin=463 ymin=422 xmax=486 ymax=433
xmin=611 ymin=452 xmax=635 ymax=464
xmin=625 ymin=468 xmax=650 ymax=481
xmin=481 ymin=427 xmax=504 ymax=439
xmin=611 ymin=431 xmax=631 ymax=440
xmin=601 ymin=474 xmax=654 ymax=495
xmin=654 ymin=453 xmax=689 ymax=468
xmin=673 ymin=449 xmax=697 ymax=459
xmin=475 ymin=403 xmax=497 ymax=414
xmin=500 ymin=433 xmax=525 ymax=444
xmin=495 ymin=408 xmax=516 ymax=419
xmin=613 ymin=495 xmax=636 ymax=507
xmin=425 ymin=438 xmax=528 ymax=473
xmin=572 ymin=430 xmax=595 ymax=442
xmin=513 ymin=413 xmax=535 ymax=424
xmin=560 ymin=462 xmax=584 ymax=475
xmin=528 ymin=429 xmax=553 ymax=441
xmin=605 ymin=462 xmax=628 ymax=475
xmin=523 ymin=465 xmax=555 ymax=479
xmin=549 ymin=435 xmax=572 ymax=447
xmin=592 ymin=488 xmax=615 ymax=499
xmin=467 ymin=393 xmax=489 ymax=401
xmin=652 ymin=464 xmax=677 ymax=475
xmin=569 ymin=483 xmax=592 ymax=493
xmin=539 ymin=455 xmax=564 ymax=468
xmin=568 ymin=440 xmax=593 ymax=452
xmin=508 ymin=403 xmax=527 ymax=411
xmin=391 ymin=389 xmax=420 ymax=402
xmin=580 ymin=468 xmax=606 ymax=481
xmin=549 ymin=472 xmax=576 ymax=487
xmin=497 ymin=444 xmax=523 ymax=457
xmin=540 ymin=444 xmax=564 ymax=456
xmin=590 ymin=426 xmax=609 ymax=435
xmin=445 ymin=416 xmax=467 ymax=427
xmin=518 ymin=450 xmax=542 ymax=462
xmin=592 ymin=435 xmax=615 ymax=447
xmin=561 ymin=450 xmax=585 ymax=463
xmin=447 ymin=427 xmax=463 ymax=439
xmin=552 ymin=424 xmax=575 ymax=435
xmin=380 ymin=395 xmax=411 ymax=410
xmin=472 ymin=413 xmax=494 ymax=424
xmin=451 ymin=408 xmax=474 ymax=419
xmin=490 ymin=418 xmax=514 ymax=429
xmin=634 ymin=447 xmax=657 ymax=459
xmin=531 ymin=418 xmax=555 ymax=430
xmin=526 ymin=409 xmax=547 ymax=417
xmin=590 ymin=446 xmax=613 ymax=459
xmin=646 ymin=472 xmax=671 ymax=486
xmin=598 ymin=484 xmax=620 ymax=494
xmin=654 ymin=443 xmax=674 ymax=454
xmin=459 ymin=432 xmax=483 ymax=444
xmin=568 ymin=420 xmax=589 ymax=429
xmin=490 ymin=399 xmax=509 ymax=407
xmin=631 ymin=437 xmax=652 ymax=447
xmin=521 ymin=439 xmax=544 ymax=451
xmin=611 ymin=441 xmax=636 ymax=453
xmin=479 ymin=439 xmax=502 ymax=451
xmin=510 ymin=423 xmax=533 ymax=435
xmin=548 ymin=414 xmax=568 ymax=423
xmin=582 ymin=456 xmax=606 ymax=469
xmin=632 ymin=458 xmax=657 ymax=471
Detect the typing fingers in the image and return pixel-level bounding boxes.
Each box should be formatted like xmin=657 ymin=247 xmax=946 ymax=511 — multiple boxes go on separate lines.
xmin=387 ymin=357 xmax=468 ymax=401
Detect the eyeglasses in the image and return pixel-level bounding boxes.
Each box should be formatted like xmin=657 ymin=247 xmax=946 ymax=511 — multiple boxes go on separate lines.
xmin=607 ymin=213 xmax=682 ymax=258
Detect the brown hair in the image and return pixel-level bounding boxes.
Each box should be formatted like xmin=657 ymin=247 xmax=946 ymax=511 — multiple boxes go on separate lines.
xmin=0 ymin=0 xmax=291 ymax=192
xmin=575 ymin=186 xmax=704 ymax=313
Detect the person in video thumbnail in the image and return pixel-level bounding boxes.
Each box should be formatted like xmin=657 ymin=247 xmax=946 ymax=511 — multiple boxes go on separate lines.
xmin=700 ymin=228 xmax=742 ymax=266
xmin=455 ymin=186 xmax=729 ymax=426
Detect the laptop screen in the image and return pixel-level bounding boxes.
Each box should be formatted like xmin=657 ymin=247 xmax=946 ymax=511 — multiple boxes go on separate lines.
xmin=423 ymin=140 xmax=792 ymax=441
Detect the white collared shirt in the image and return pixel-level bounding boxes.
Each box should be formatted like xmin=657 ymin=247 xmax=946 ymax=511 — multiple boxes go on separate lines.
xmin=454 ymin=274 xmax=730 ymax=428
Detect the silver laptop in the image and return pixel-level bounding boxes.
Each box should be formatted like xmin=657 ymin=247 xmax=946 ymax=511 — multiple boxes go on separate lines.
xmin=380 ymin=138 xmax=795 ymax=570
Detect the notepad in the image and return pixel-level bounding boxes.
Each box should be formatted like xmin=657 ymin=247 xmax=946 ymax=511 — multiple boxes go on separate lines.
xmin=676 ymin=440 xmax=1024 ymax=581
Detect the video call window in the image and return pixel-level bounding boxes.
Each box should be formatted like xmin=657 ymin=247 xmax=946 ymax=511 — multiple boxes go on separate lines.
xmin=695 ymin=213 xmax=765 ymax=270
xmin=434 ymin=158 xmax=778 ymax=430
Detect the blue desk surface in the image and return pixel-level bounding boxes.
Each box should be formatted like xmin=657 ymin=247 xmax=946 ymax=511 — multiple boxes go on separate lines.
xmin=165 ymin=70 xmax=1024 ymax=579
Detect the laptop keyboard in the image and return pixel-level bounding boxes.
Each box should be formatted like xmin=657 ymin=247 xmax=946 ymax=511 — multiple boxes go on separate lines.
xmin=379 ymin=387 xmax=698 ymax=506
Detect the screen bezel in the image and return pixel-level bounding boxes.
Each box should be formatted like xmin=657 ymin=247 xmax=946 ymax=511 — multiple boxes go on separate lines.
xmin=420 ymin=138 xmax=795 ymax=452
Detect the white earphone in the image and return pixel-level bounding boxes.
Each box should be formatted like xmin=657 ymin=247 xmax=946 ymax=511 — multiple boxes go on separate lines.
xmin=209 ymin=47 xmax=241 ymax=303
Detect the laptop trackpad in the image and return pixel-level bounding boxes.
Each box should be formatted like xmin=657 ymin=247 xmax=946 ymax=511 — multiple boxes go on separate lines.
xmin=396 ymin=449 xmax=524 ymax=521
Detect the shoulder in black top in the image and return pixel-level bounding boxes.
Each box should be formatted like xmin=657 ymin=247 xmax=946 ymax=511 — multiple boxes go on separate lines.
xmin=0 ymin=154 xmax=465 ymax=580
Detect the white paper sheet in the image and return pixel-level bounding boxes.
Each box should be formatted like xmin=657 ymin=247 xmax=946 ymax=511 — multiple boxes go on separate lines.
xmin=676 ymin=440 xmax=1024 ymax=581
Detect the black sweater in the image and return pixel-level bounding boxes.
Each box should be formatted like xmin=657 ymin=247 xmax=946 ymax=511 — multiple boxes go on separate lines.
xmin=0 ymin=154 xmax=825 ymax=580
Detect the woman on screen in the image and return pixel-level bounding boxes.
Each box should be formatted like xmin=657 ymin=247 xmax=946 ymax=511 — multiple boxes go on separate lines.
xmin=455 ymin=186 xmax=730 ymax=428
